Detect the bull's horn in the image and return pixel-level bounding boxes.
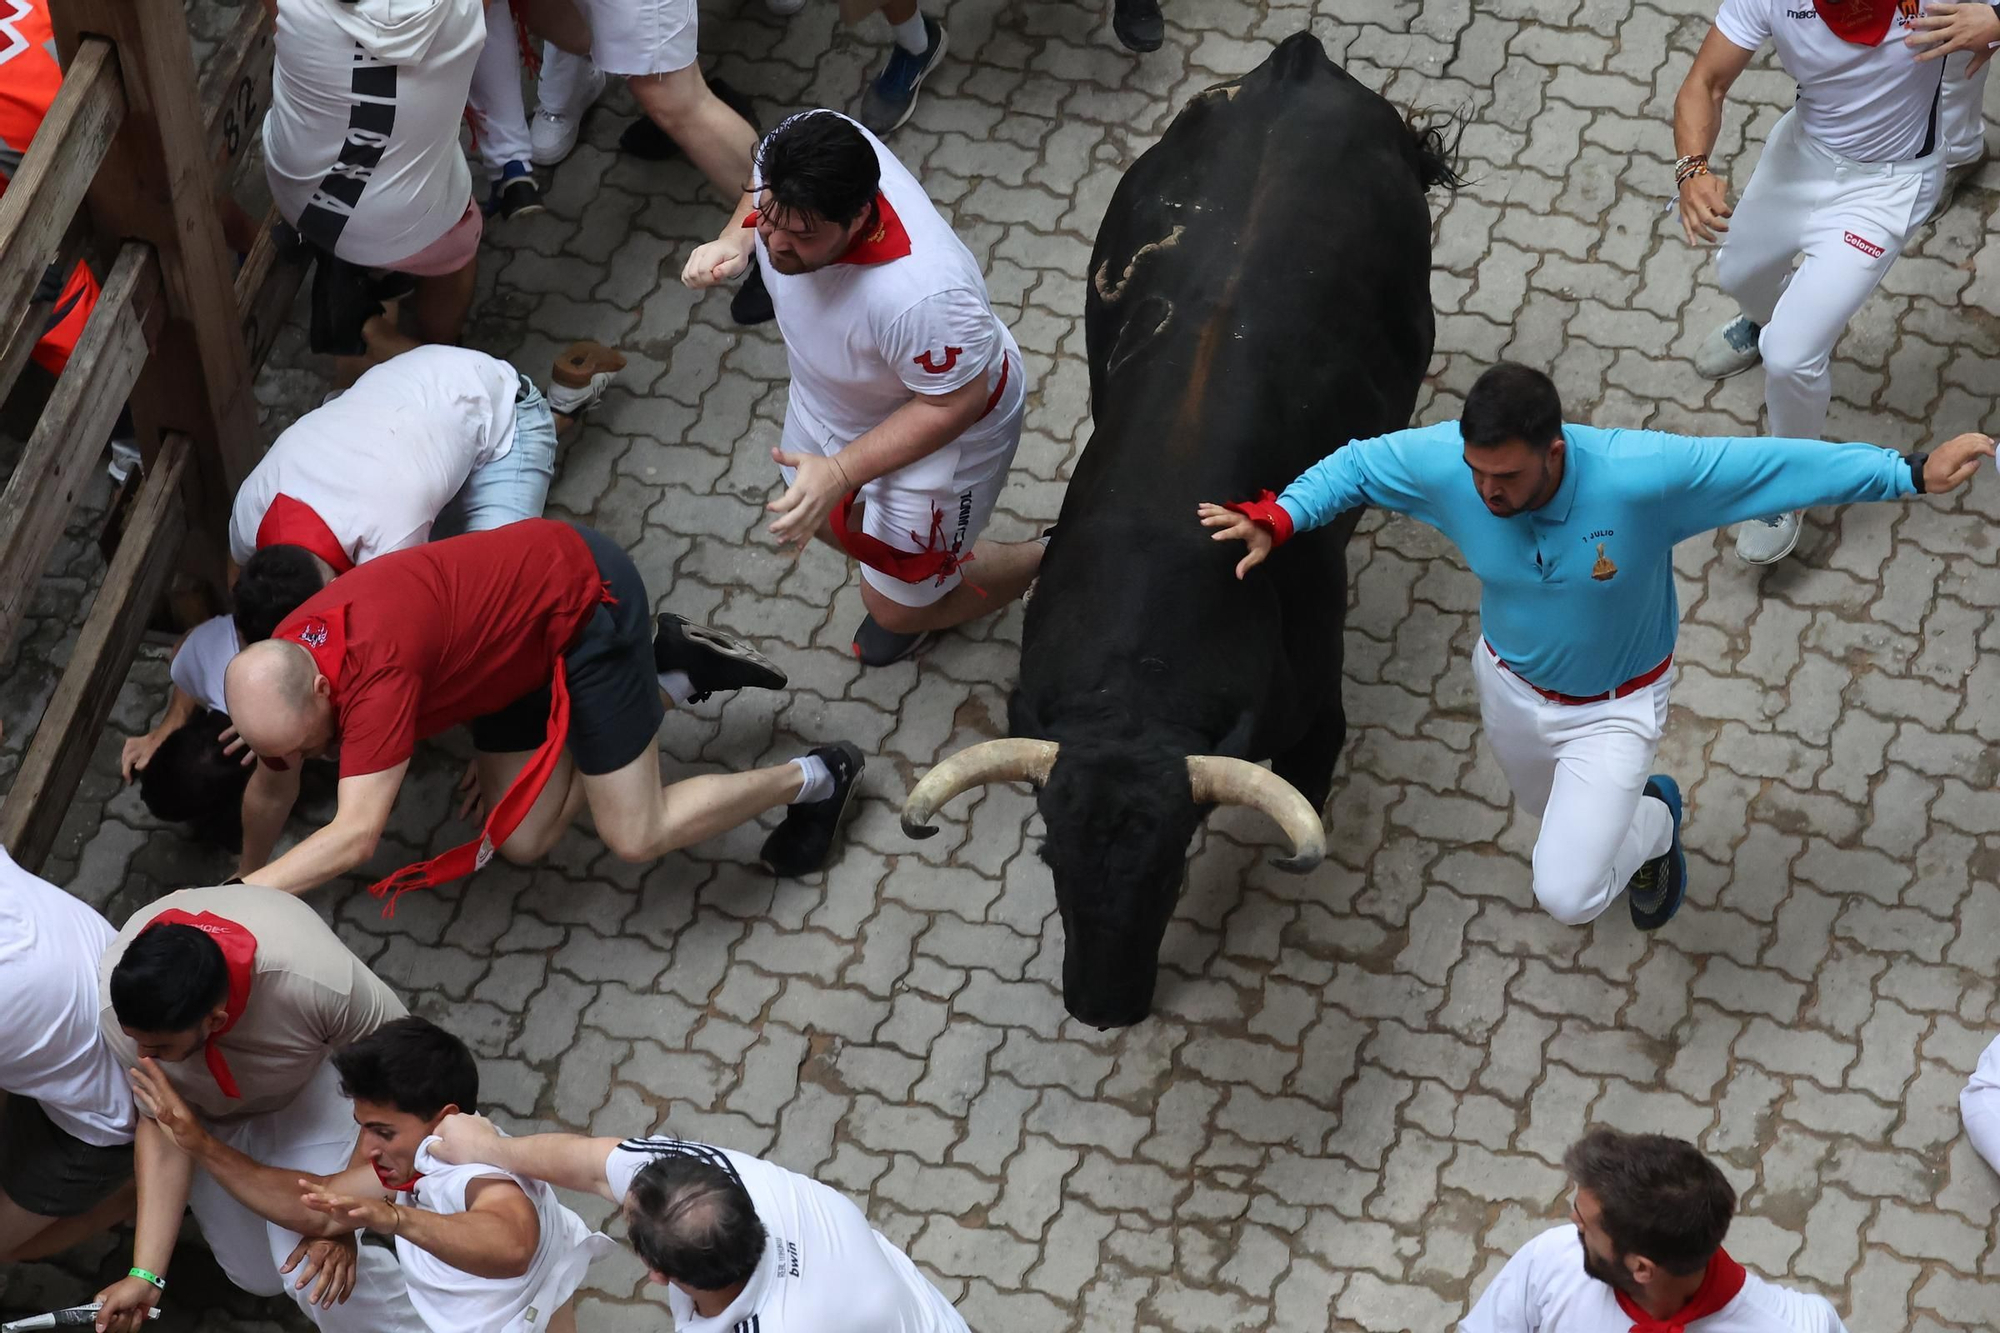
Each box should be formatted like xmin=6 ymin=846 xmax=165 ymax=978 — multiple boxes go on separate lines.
xmin=902 ymin=739 xmax=1061 ymax=839
xmin=1186 ymin=756 xmax=1326 ymax=874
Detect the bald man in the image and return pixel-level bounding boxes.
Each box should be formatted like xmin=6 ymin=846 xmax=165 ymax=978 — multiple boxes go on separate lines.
xmin=225 ymin=520 xmax=863 ymax=903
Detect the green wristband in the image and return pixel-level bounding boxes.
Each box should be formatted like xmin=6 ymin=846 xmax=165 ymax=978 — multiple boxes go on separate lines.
xmin=128 ymin=1266 xmax=165 ymax=1289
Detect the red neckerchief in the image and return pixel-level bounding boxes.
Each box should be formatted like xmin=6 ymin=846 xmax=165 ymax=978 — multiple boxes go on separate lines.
xmin=373 ymin=1161 xmax=425 ymax=1192
xmin=143 ymin=910 xmax=258 ymax=1100
xmin=1613 ymin=1251 xmax=1748 ymax=1333
xmin=1812 ymin=0 xmax=1906 ymax=45
xmin=741 ymin=193 xmax=913 ymax=266
xmin=365 ymin=583 xmax=613 ymax=916
xmin=256 ymin=494 xmax=356 ymax=574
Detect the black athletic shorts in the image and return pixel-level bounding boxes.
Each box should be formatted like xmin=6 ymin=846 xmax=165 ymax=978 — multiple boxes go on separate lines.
xmin=469 ymin=523 xmax=664 ymax=776
xmin=0 ymin=1095 xmax=132 ymax=1218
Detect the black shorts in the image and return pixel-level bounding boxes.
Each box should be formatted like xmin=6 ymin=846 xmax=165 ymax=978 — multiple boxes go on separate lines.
xmin=0 ymin=1095 xmax=133 ymax=1218
xmin=469 ymin=523 xmax=664 ymax=776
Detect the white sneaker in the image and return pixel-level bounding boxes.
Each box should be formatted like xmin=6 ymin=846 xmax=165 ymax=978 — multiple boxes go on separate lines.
xmin=530 ymin=68 xmax=608 ymax=166
xmin=547 ymin=340 xmax=626 ymax=416
xmin=766 ymin=0 xmax=808 ymax=13
xmin=1734 ymin=511 xmax=1802 ymax=565
xmin=1695 ymin=314 xmax=1762 ymax=380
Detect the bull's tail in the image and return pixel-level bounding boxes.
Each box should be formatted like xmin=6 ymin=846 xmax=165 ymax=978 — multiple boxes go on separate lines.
xmin=1406 ymin=108 xmax=1469 ymax=193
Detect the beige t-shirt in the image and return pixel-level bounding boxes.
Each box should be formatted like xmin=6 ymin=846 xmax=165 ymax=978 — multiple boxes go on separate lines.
xmin=98 ymin=886 xmax=405 ymax=1122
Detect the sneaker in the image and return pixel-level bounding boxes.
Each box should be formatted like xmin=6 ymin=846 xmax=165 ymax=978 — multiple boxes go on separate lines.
xmin=1925 ymin=151 xmax=1986 ymax=226
xmin=1627 ymin=775 xmax=1686 ymax=931
xmin=548 ymin=340 xmax=627 ymax=416
xmin=1112 ymin=0 xmax=1164 ymax=52
xmin=530 ymin=68 xmax=608 ymax=166
xmin=852 ymin=615 xmax=935 ymax=667
xmin=1694 ymin=314 xmax=1761 ymax=379
xmin=858 ymin=16 xmax=948 ymax=136
xmin=654 ymin=613 xmax=788 ymax=701
xmin=731 ymin=263 xmax=775 ymax=327
xmin=760 ymin=741 xmax=865 ymax=878
xmin=620 ymin=78 xmax=759 ymax=160
xmin=1734 ymin=511 xmax=1802 ymax=565
xmin=484 ymin=162 xmax=545 ymax=220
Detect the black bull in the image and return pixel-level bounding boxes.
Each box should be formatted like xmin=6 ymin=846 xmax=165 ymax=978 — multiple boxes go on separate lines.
xmin=904 ymin=33 xmax=1461 ymax=1028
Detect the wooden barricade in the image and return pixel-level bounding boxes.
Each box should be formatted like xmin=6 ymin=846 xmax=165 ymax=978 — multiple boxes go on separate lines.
xmin=0 ymin=0 xmax=305 ymax=870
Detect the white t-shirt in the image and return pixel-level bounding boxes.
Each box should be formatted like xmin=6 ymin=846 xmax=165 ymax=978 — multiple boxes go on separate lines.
xmin=1715 ymin=0 xmax=1947 ymax=162
xmin=396 ymin=1138 xmax=614 ymax=1333
xmin=0 ymin=849 xmax=135 ymax=1147
xmin=757 ymin=112 xmax=1022 ymax=473
xmin=1460 ymin=1227 xmax=1849 ymax=1333
xmin=229 ymin=346 xmax=521 ymax=567
xmin=170 ymin=615 xmax=239 ymax=714
xmin=263 ymin=0 xmax=483 ymax=267
xmin=605 ymin=1137 xmax=967 ymax=1333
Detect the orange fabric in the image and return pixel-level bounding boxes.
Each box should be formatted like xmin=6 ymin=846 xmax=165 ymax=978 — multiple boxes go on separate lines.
xmin=0 ymin=0 xmax=62 ymax=181
xmin=30 ymin=259 xmax=95 ymax=374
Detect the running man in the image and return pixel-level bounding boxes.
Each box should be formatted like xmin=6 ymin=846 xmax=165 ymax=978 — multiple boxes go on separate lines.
xmin=1677 ymin=0 xmax=1963 ymax=562
xmin=682 ymin=110 xmax=1045 ymax=666
xmin=1202 ymin=362 xmax=1990 ymax=932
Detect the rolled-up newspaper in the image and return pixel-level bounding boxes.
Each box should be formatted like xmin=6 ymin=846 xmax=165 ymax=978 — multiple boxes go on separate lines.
xmin=2 ymin=1304 xmax=162 ymax=1330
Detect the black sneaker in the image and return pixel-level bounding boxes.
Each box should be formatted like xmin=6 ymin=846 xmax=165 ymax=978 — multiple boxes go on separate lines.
xmin=1627 ymin=775 xmax=1687 ymax=931
xmin=852 ymin=615 xmax=935 ymax=667
xmin=485 ymin=163 xmax=545 ymax=221
xmin=1112 ymin=0 xmax=1164 ymax=52
xmin=654 ymin=613 xmax=787 ymax=702
xmin=618 ymin=77 xmax=759 ymax=160
xmin=731 ymin=264 xmax=775 ymax=326
xmin=760 ymin=741 xmax=864 ymax=877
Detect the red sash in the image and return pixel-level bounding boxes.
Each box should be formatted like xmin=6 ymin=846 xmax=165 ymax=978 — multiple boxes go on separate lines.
xmin=1613 ymin=1250 xmax=1748 ymax=1333
xmin=143 ymin=910 xmax=258 ymax=1100
xmin=830 ymin=492 xmax=984 ymax=594
xmin=743 ymin=192 xmax=913 ymax=266
xmin=1812 ymin=0 xmax=1903 ymax=45
xmin=256 ymin=494 xmax=356 ymax=574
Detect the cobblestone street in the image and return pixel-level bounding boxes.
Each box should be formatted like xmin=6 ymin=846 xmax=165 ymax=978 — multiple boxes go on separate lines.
xmin=5 ymin=0 xmax=2000 ymax=1329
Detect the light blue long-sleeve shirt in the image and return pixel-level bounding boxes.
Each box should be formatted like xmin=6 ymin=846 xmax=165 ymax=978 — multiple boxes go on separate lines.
xmin=1278 ymin=421 xmax=1916 ymax=697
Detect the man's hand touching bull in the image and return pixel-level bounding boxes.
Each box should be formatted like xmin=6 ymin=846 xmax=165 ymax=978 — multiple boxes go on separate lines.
xmin=1197 ymin=502 xmax=1277 ymax=580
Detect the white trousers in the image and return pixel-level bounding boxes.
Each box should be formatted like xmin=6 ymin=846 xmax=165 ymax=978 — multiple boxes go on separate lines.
xmin=1472 ymin=642 xmax=1675 ymax=927
xmin=187 ymin=1064 xmax=423 ymax=1333
xmin=467 ymin=0 xmax=534 ymax=174
xmin=1964 ymin=1035 xmax=2000 ymax=1176
xmin=1940 ymin=48 xmax=1992 ymax=170
xmin=1716 ymin=108 xmax=1944 ymax=440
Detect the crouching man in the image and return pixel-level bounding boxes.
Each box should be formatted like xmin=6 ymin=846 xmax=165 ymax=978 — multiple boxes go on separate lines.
xmin=129 ymin=1016 xmax=613 ymax=1333
xmin=427 ymin=1115 xmax=970 ymax=1333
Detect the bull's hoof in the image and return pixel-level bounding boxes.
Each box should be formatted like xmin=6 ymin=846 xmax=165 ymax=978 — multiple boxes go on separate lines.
xmin=1112 ymin=0 xmax=1164 ymax=52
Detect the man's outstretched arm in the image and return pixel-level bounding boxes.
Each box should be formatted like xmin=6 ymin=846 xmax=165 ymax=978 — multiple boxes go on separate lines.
xmin=243 ymin=761 xmax=408 ymax=895
xmin=1666 ymin=431 xmax=1992 ymax=541
xmin=429 ymin=1115 xmax=627 ymax=1203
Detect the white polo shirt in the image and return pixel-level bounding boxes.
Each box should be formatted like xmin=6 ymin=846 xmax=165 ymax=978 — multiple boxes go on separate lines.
xmin=171 ymin=615 xmax=239 ymax=714
xmin=605 ymin=1137 xmax=967 ymax=1333
xmin=0 ymin=849 xmax=134 ymax=1148
xmin=396 ymin=1138 xmax=615 ymax=1333
xmin=229 ymin=346 xmax=521 ymax=568
xmin=264 ymin=0 xmax=483 ymax=267
xmin=756 ymin=112 xmax=1021 ymax=473
xmin=1460 ymin=1227 xmax=1849 ymax=1333
xmin=1715 ymin=0 xmax=1947 ymax=162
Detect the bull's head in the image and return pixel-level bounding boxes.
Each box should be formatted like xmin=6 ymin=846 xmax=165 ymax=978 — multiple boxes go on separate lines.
xmin=902 ymin=740 xmax=1324 ymax=1028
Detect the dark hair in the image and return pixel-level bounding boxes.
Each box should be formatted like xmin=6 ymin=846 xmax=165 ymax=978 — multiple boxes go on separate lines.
xmin=110 ymin=923 xmax=230 ymax=1033
xmin=139 ymin=710 xmax=251 ymax=851
xmin=233 ymin=545 xmax=327 ymax=644
xmin=1564 ymin=1129 xmax=1736 ymax=1276
xmin=1461 ymin=361 xmax=1564 ymax=451
xmin=756 ymin=112 xmax=880 ymax=230
xmin=625 ymin=1154 xmax=768 ymax=1290
xmin=332 ymin=1016 xmax=479 ymax=1119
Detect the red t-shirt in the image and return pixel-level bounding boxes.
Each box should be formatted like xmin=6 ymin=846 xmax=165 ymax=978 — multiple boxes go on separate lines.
xmin=269 ymin=519 xmax=605 ymax=778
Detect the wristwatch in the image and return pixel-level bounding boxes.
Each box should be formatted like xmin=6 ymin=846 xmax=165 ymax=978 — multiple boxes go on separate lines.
xmin=1907 ymin=452 xmax=1929 ymax=494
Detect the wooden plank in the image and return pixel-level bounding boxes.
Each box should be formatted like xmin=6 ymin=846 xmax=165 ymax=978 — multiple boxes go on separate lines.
xmin=0 ymin=39 xmax=123 ymax=355
xmin=0 ymin=244 xmax=159 ymax=659
xmin=52 ymin=0 xmax=260 ymax=537
xmin=234 ymin=207 xmax=312 ymax=374
xmin=195 ymin=1 xmax=276 ymax=183
xmin=0 ymin=223 xmax=94 ymax=412
xmin=0 ymin=434 xmax=189 ymax=872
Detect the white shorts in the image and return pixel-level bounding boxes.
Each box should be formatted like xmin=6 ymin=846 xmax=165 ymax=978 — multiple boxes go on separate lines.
xmin=578 ymin=0 xmax=695 ymax=76
xmin=780 ymin=371 xmax=1024 ymax=609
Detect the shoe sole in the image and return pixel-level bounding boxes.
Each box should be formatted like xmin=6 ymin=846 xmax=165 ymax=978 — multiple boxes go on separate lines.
xmin=683 ymin=623 xmax=788 ymax=689
xmin=760 ymin=742 xmax=865 ymax=877
xmin=851 ymin=628 xmax=936 ymax=667
xmin=1696 ymin=356 xmax=1761 ymax=381
xmin=1735 ymin=521 xmax=1801 ymax=566
xmin=553 ymin=340 xmax=627 ymax=390
xmin=1630 ymin=776 xmax=1686 ymax=931
xmin=881 ymin=27 xmax=949 ymax=134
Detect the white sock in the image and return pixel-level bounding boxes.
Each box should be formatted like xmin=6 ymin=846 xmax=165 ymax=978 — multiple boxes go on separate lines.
xmin=890 ymin=12 xmax=928 ymax=54
xmin=659 ymin=670 xmax=697 ymax=706
xmin=791 ymin=754 xmax=834 ymax=804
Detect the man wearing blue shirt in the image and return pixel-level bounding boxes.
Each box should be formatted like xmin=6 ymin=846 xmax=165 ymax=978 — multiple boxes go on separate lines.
xmin=1199 ymin=362 xmax=1990 ymax=931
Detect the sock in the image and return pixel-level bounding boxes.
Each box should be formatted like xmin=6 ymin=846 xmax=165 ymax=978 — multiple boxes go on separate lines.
xmin=791 ymin=754 xmax=834 ymax=804
xmin=890 ymin=12 xmax=928 ymax=54
xmin=659 ymin=670 xmax=697 ymax=706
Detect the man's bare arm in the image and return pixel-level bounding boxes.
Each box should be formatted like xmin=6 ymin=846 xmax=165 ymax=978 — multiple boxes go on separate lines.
xmin=430 ymin=1117 xmax=628 ymax=1203
xmin=243 ymin=761 xmax=408 ymax=895
xmin=237 ymin=757 xmax=303 ymax=876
